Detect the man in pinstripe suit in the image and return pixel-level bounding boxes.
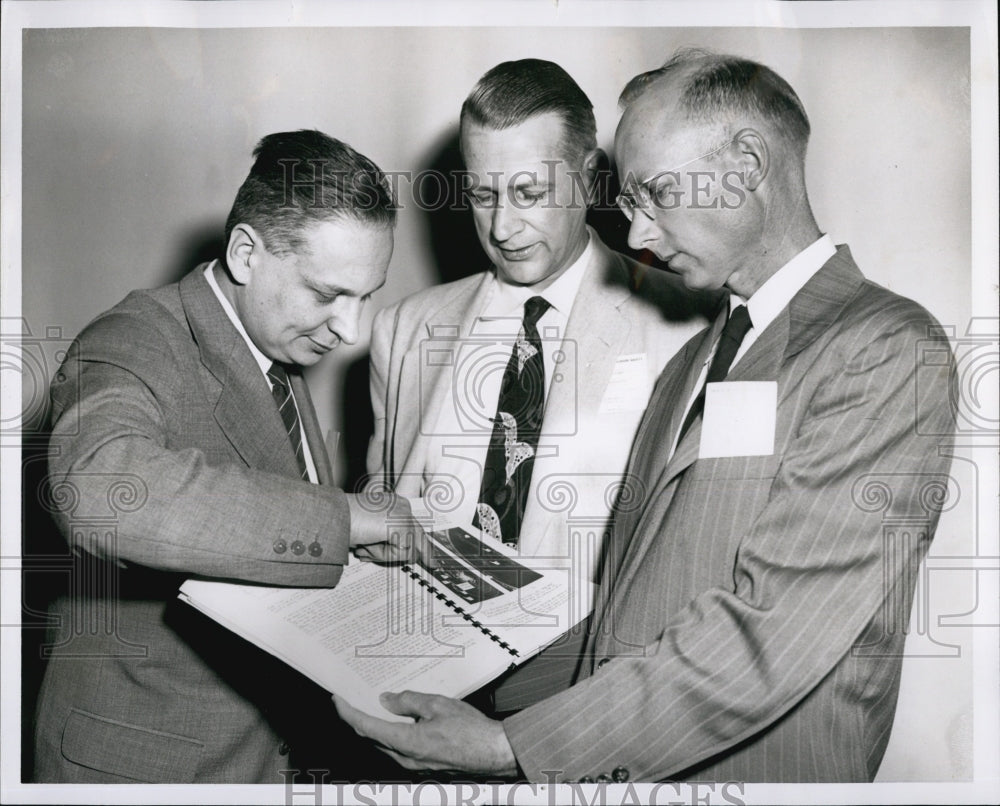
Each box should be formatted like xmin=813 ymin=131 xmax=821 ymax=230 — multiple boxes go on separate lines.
xmin=336 ymin=51 xmax=956 ymax=782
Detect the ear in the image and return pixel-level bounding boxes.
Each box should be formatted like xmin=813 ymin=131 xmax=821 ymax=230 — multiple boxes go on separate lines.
xmin=580 ymin=147 xmax=606 ymax=201
xmin=225 ymin=223 xmax=260 ymax=285
xmin=731 ymin=128 xmax=768 ymax=191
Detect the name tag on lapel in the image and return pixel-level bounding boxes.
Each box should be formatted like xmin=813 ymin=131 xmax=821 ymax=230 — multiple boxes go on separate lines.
xmin=599 ymin=353 xmax=650 ymax=414
xmin=700 ymin=381 xmax=777 ymax=458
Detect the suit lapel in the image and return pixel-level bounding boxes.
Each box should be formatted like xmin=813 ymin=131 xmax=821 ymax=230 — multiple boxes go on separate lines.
xmin=559 ymin=241 xmax=636 ymax=414
xmin=637 ymin=305 xmax=725 ymax=500
xmin=642 ymin=244 xmax=863 ymax=494
xmin=292 ymin=370 xmax=334 ymax=485
xmin=516 ymin=242 xmax=638 ymax=555
xmin=783 ymin=244 xmax=865 ymax=359
xmin=393 ymin=274 xmax=494 ymax=482
xmin=179 ymin=266 xmax=322 ymax=481
xmin=604 ymin=245 xmax=865 ymax=599
xmin=603 ymin=321 xmax=716 ymax=594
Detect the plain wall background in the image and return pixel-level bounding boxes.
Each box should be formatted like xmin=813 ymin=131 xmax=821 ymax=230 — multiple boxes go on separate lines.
xmin=20 ymin=25 xmax=975 ymax=781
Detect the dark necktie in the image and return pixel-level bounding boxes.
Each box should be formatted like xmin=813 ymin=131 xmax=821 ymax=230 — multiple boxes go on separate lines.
xmin=267 ymin=362 xmax=309 ymax=480
xmin=473 ymin=295 xmax=551 ymax=546
xmin=677 ymin=303 xmax=753 ymax=443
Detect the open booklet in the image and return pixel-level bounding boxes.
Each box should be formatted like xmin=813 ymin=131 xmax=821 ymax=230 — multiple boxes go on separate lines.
xmin=178 ymin=526 xmax=595 ymax=722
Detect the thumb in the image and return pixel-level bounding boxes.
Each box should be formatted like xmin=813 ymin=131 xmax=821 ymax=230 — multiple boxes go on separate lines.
xmin=380 ymin=690 xmax=440 ymax=720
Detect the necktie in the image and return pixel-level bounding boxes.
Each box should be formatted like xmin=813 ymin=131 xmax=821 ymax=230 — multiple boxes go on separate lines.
xmin=677 ymin=304 xmax=753 ymax=442
xmin=474 ymin=295 xmax=551 ymax=546
xmin=267 ymin=362 xmax=309 ymax=480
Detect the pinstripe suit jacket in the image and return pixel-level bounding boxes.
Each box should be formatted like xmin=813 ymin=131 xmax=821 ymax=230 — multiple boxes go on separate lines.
xmin=503 ymin=246 xmax=956 ymax=782
xmin=34 ymin=266 xmax=351 ymax=782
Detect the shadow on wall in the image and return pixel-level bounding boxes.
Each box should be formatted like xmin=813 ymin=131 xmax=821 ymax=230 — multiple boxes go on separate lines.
xmin=161 ymin=221 xmax=227 ymax=286
xmin=418 ymin=126 xmax=492 ymax=285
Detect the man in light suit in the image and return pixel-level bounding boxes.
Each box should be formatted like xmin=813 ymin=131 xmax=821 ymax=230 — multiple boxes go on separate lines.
xmin=366 ymin=59 xmax=715 ymax=713
xmin=337 ymin=52 xmax=956 ymax=782
xmin=33 ymin=130 xmax=424 ymax=782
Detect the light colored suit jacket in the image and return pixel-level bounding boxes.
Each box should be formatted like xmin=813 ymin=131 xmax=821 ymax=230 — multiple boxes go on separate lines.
xmin=367 ymin=234 xmax=717 ymax=710
xmin=34 ymin=266 xmax=351 ymax=783
xmin=504 ymin=246 xmax=957 ymax=782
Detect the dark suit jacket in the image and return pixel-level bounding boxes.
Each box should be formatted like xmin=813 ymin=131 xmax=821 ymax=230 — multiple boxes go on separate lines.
xmin=33 ymin=266 xmax=351 ymax=782
xmin=503 ymin=246 xmax=957 ymax=782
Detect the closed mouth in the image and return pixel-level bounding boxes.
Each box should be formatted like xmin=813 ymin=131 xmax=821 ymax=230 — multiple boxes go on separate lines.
xmin=497 ymin=243 xmax=539 ymax=261
xmin=308 ymin=337 xmax=338 ymax=351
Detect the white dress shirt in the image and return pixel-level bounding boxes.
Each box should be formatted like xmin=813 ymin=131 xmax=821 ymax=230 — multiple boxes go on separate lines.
xmin=420 ymin=232 xmax=595 ymax=527
xmin=670 ymin=234 xmax=836 ymax=458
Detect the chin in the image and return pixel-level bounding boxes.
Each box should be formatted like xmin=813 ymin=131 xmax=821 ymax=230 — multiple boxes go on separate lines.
xmin=496 ymin=260 xmax=557 ymax=287
xmin=300 ymin=351 xmax=328 ymax=367
xmin=677 ymin=267 xmax=721 ymax=292
xmin=283 ymin=347 xmax=321 ymax=368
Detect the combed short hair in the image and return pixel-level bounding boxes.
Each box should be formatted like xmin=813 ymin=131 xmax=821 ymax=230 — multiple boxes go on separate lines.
xmin=460 ymin=59 xmax=597 ymax=163
xmin=225 ymin=129 xmax=396 ymax=257
xmin=620 ymin=49 xmax=811 ymax=157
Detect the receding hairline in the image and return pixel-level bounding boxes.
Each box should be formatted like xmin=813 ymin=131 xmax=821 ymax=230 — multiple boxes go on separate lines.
xmin=613 ymin=73 xmax=716 ymax=153
xmin=617 ymin=49 xmax=811 ymax=156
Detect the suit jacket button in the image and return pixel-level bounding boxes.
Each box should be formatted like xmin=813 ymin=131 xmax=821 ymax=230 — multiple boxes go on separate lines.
xmin=596 ymin=657 xmax=611 ymax=670
xmin=596 ymin=773 xmax=611 ymax=782
xmin=308 ymin=541 xmax=322 ymax=557
xmin=578 ymin=776 xmax=594 ymax=783
xmin=291 ymin=540 xmax=306 ymax=555
xmin=278 ymin=741 xmax=290 ymax=755
xmin=612 ymin=766 xmax=629 ymax=782
xmin=273 ymin=539 xmax=287 ymax=554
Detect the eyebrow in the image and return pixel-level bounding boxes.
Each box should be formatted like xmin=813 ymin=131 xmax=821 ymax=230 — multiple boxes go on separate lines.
xmin=310 ymin=281 xmax=385 ymax=298
xmin=469 ymin=177 xmax=554 ymax=191
xmin=310 ymin=282 xmax=349 ymax=295
xmin=643 ymin=169 xmax=682 ymax=188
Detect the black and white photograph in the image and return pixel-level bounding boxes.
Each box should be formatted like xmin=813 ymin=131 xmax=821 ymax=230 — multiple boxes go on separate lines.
xmin=1 ymin=1 xmax=997 ymax=804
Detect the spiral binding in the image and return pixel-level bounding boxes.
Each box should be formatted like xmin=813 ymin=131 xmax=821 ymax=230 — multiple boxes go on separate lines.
xmin=401 ymin=564 xmax=519 ymax=657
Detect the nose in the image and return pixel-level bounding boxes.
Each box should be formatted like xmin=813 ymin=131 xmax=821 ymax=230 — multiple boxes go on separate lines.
xmin=326 ymin=296 xmax=363 ymax=346
xmin=491 ymin=194 xmax=524 ymax=243
xmin=626 ymin=211 xmax=659 ymax=253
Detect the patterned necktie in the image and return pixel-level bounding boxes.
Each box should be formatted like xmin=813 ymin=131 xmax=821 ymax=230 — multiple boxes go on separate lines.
xmin=267 ymin=362 xmax=309 ymax=480
xmin=474 ymin=295 xmax=551 ymax=546
xmin=677 ymin=303 xmax=753 ymax=442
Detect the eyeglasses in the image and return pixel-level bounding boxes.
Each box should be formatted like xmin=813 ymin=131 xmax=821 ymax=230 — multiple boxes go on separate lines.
xmin=616 ymin=138 xmax=735 ymax=221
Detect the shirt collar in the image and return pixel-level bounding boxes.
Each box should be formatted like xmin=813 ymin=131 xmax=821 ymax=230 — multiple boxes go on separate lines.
xmin=737 ymin=234 xmax=836 ymax=330
xmin=204 ymin=261 xmax=273 ymax=378
xmin=487 ymin=228 xmax=593 ymax=319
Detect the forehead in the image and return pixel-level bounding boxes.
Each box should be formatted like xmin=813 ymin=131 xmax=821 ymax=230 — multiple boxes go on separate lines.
xmin=294 ymin=218 xmax=392 ymax=291
xmin=462 ymin=112 xmax=570 ymax=178
xmin=614 ymin=84 xmax=705 ymax=179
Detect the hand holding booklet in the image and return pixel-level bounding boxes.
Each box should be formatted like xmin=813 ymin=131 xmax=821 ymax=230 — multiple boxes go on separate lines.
xmin=178 ymin=526 xmax=595 ymax=722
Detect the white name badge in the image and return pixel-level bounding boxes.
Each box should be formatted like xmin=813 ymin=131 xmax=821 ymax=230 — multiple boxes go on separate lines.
xmin=599 ymin=353 xmax=650 ymax=414
xmin=699 ymin=381 xmax=777 ymax=458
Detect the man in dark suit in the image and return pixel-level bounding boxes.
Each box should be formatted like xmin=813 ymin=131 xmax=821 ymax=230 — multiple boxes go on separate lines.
xmin=33 ymin=130 xmax=422 ymax=782
xmin=335 ymin=51 xmax=957 ymax=782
